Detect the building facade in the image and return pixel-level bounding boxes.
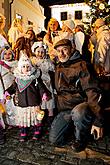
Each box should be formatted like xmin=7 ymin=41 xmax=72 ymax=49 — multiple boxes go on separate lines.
xmin=0 ymin=0 xmax=45 ymax=34
xmin=50 ymin=3 xmax=90 ymax=26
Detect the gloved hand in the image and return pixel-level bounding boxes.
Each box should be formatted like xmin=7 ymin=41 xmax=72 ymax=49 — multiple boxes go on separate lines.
xmin=42 ymin=93 xmax=48 ymax=101
xmin=91 ymin=125 xmax=103 ymax=140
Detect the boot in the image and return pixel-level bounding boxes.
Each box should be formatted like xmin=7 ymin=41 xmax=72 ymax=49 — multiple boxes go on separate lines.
xmin=71 ymin=140 xmax=87 ymax=152
xmin=19 ymin=127 xmax=28 ymax=142
xmin=32 ymin=124 xmax=42 ymax=140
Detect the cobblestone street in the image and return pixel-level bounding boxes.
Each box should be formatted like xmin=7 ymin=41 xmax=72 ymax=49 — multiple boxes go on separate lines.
xmin=0 ymin=127 xmax=110 ymax=165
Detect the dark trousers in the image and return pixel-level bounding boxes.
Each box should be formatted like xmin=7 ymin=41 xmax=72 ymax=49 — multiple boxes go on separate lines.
xmin=49 ymin=103 xmax=95 ymax=146
xmin=49 ymin=110 xmax=74 ymax=145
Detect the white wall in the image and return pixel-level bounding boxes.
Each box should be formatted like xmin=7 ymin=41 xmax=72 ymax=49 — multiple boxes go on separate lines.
xmin=11 ymin=0 xmax=45 ymax=34
xmin=0 ymin=0 xmax=4 ymax=15
xmin=51 ymin=3 xmax=90 ymax=27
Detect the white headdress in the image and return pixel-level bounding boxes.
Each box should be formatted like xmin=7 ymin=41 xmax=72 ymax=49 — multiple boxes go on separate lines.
xmin=63 ymin=19 xmax=75 ymax=31
xmin=31 ymin=41 xmax=44 ymax=53
xmin=18 ymin=50 xmax=32 ymax=72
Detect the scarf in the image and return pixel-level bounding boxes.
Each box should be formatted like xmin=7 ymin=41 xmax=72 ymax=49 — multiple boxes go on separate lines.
xmin=15 ymin=78 xmax=32 ymax=92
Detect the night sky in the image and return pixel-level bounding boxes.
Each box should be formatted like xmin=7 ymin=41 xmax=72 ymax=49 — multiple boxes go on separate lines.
xmin=38 ymin=0 xmax=84 ymax=7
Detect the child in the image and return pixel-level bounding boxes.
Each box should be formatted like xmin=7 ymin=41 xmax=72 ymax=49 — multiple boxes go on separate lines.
xmin=0 ymin=46 xmax=17 ymax=127
xmin=13 ymin=36 xmax=32 ymax=60
xmin=31 ymin=42 xmax=55 ymax=126
xmin=5 ymin=51 xmax=50 ymax=141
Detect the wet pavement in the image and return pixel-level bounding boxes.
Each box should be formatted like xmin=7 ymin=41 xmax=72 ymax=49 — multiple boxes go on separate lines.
xmin=0 ymin=127 xmax=110 ymax=165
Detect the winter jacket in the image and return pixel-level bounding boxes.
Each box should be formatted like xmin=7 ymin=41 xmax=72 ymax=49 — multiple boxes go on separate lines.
xmin=6 ymin=69 xmax=51 ymax=107
xmin=55 ymin=50 xmax=103 ymax=126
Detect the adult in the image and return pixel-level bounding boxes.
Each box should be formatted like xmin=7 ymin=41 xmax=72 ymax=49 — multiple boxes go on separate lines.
xmin=0 ymin=13 xmax=6 ymax=39
xmin=93 ymin=18 xmax=110 ymax=76
xmin=0 ymin=13 xmax=9 ymax=50
xmin=60 ymin=19 xmax=75 ymax=48
xmin=62 ymin=19 xmax=75 ymax=33
xmin=13 ymin=36 xmax=32 ymax=60
xmin=8 ymin=18 xmax=24 ymax=49
xmin=43 ymin=18 xmax=61 ymax=63
xmin=93 ymin=19 xmax=110 ymax=135
xmin=74 ymin=22 xmax=91 ymax=63
xmin=26 ymin=29 xmax=37 ymax=47
xmin=49 ymin=38 xmax=103 ymax=152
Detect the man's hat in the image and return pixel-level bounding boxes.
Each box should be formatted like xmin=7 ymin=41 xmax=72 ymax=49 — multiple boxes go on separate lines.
xmin=54 ymin=39 xmax=72 ymax=49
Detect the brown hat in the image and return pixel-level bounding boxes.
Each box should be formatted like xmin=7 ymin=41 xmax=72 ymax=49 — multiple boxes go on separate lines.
xmin=54 ymin=39 xmax=72 ymax=49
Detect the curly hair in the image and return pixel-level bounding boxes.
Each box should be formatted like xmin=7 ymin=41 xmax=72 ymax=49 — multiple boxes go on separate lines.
xmin=13 ymin=36 xmax=32 ymax=60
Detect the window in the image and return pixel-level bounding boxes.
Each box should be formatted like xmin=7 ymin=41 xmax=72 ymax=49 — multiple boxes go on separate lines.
xmin=75 ymin=11 xmax=82 ymax=20
xmin=61 ymin=12 xmax=67 ymax=21
xmin=28 ymin=20 xmax=33 ymax=25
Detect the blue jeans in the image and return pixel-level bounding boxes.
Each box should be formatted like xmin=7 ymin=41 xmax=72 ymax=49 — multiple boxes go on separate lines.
xmin=49 ymin=102 xmax=95 ymax=145
xmin=71 ymin=102 xmax=95 ymax=143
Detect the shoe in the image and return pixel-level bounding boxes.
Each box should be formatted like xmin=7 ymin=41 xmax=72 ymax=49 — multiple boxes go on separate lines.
xmin=71 ymin=140 xmax=87 ymax=152
xmin=32 ymin=136 xmax=39 ymax=140
xmin=19 ymin=135 xmax=27 ymax=142
xmin=19 ymin=138 xmax=25 ymax=142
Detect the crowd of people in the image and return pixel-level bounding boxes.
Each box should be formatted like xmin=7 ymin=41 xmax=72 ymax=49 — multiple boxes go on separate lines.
xmin=0 ymin=12 xmax=110 ymax=153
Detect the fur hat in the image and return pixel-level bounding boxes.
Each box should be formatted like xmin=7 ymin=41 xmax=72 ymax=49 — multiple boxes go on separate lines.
xmin=94 ymin=18 xmax=105 ymax=27
xmin=31 ymin=41 xmax=44 ymax=53
xmin=63 ymin=19 xmax=75 ymax=31
xmin=18 ymin=51 xmax=32 ymax=72
xmin=54 ymin=39 xmax=72 ymax=49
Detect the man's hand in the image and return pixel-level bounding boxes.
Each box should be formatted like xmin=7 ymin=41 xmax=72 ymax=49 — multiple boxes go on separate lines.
xmin=42 ymin=93 xmax=48 ymax=101
xmin=91 ymin=125 xmax=103 ymax=140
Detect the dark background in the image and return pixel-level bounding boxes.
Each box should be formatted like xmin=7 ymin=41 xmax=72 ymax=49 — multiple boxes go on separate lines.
xmin=38 ymin=0 xmax=84 ymax=7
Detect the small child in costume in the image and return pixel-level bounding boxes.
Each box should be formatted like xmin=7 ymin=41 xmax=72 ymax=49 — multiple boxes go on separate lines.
xmin=5 ymin=50 xmax=50 ymax=141
xmin=31 ymin=41 xmax=55 ymax=126
xmin=0 ymin=46 xmax=17 ymax=127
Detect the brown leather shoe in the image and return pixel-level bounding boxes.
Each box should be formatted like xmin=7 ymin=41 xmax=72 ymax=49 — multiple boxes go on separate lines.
xmin=71 ymin=140 xmax=87 ymax=152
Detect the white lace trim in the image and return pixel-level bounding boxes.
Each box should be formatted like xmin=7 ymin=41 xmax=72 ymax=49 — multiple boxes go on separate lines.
xmin=14 ymin=67 xmax=40 ymax=81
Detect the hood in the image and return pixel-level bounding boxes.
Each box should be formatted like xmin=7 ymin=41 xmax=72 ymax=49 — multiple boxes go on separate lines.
xmin=69 ymin=49 xmax=81 ymax=61
xmin=60 ymin=50 xmax=81 ymax=66
xmin=14 ymin=67 xmax=40 ymax=81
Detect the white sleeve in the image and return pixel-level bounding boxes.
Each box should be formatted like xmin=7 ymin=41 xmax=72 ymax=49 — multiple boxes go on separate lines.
xmin=75 ymin=32 xmax=85 ymax=54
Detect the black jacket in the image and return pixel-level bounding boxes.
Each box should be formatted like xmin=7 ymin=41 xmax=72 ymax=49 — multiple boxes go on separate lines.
xmin=7 ymin=76 xmax=51 ymax=107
